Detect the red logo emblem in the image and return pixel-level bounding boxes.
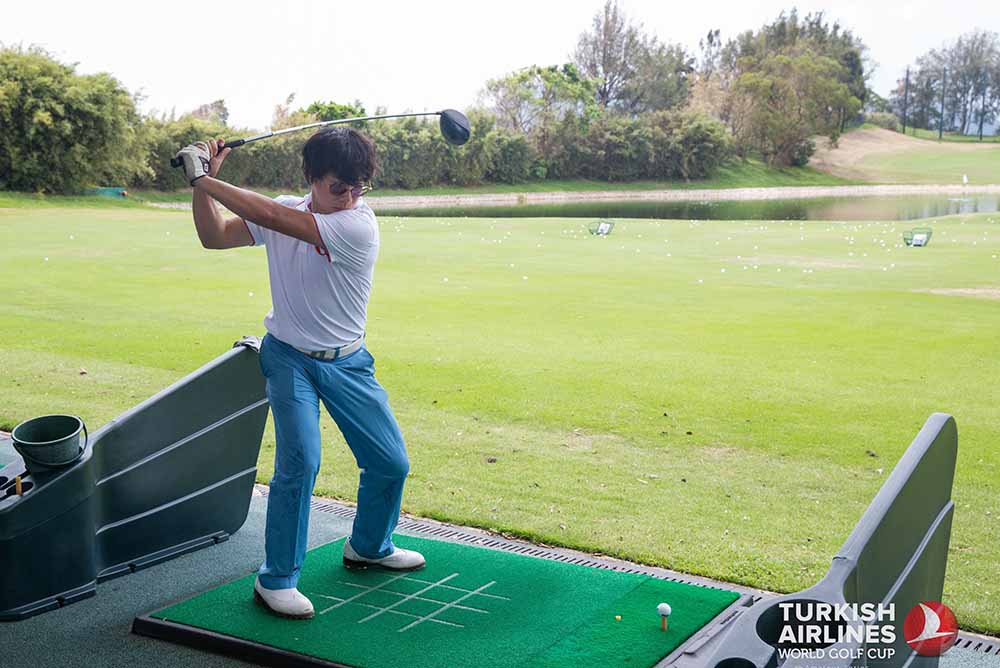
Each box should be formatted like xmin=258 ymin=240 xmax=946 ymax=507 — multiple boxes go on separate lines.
xmin=904 ymin=601 xmax=958 ymax=656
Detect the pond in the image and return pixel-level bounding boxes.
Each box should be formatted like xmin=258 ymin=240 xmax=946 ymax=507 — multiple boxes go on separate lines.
xmin=377 ymin=194 xmax=1000 ymax=221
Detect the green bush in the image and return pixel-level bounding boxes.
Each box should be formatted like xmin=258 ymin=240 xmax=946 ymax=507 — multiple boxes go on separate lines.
xmin=366 ymin=117 xmax=447 ymax=189
xmin=138 ymin=116 xmax=235 ymax=190
xmin=487 ymin=132 xmax=537 ymax=183
xmin=545 ymin=110 xmax=730 ymax=182
xmin=647 ymin=111 xmax=732 ymax=179
xmin=866 ymin=112 xmax=901 ymax=132
xmin=788 ymin=138 xmax=816 ymax=167
xmin=607 ymin=116 xmax=656 ymax=181
xmin=438 ymin=109 xmax=501 ymax=186
xmin=0 ymin=46 xmax=149 ymax=193
xmin=241 ymin=134 xmax=306 ymax=190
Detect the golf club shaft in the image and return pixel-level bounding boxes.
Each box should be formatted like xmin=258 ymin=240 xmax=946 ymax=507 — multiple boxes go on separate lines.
xmin=169 ymin=111 xmax=444 ymax=168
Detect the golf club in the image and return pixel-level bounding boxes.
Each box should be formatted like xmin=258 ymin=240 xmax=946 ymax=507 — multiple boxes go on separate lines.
xmin=169 ymin=109 xmax=471 ymax=168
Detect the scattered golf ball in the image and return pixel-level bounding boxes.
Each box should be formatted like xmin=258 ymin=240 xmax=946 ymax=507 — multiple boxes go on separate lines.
xmin=615 ymin=615 xmax=622 ymax=621
xmin=443 ymin=277 xmax=449 ymax=282
xmin=248 ymin=292 xmax=254 ymax=297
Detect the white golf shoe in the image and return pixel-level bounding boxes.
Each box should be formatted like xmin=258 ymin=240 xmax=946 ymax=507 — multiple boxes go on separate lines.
xmin=253 ymin=577 xmax=314 ymax=620
xmin=343 ymin=538 xmax=426 ymax=572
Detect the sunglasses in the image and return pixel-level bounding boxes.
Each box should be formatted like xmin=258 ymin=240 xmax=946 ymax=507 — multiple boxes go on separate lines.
xmin=328 ymin=180 xmax=373 ymax=198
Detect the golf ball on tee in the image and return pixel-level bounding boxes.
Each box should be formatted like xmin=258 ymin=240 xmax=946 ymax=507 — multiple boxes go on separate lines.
xmin=657 ymin=603 xmax=672 ymax=617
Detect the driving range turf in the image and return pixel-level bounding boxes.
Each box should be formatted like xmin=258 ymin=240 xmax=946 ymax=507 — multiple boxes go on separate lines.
xmin=139 ymin=534 xmax=739 ymax=668
xmin=0 ymin=203 xmax=998 ymax=634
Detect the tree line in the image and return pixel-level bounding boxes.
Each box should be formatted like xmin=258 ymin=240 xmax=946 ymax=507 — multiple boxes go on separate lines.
xmin=1 ymin=3 xmax=871 ymax=194
xmin=887 ymin=30 xmax=1000 ymax=137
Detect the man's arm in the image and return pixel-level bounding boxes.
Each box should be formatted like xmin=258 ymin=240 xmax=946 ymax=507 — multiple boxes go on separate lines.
xmin=194 ymin=177 xmax=322 ymax=247
xmin=179 ymin=138 xmax=321 ymax=247
xmin=192 ymin=186 xmax=254 ymax=249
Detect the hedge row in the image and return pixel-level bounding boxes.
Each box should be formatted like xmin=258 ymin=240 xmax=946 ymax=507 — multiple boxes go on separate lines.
xmin=138 ymin=109 xmax=732 ymax=191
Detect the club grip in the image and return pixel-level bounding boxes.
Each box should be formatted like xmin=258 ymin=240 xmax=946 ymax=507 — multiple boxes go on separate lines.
xmin=169 ymin=139 xmax=246 ymax=168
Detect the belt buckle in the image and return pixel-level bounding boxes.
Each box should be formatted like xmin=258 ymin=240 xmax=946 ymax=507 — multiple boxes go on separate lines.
xmin=317 ymin=347 xmax=339 ymax=360
xmin=308 ymin=337 xmax=361 ymax=361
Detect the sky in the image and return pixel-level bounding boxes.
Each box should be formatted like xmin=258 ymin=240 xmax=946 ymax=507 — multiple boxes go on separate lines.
xmin=2 ymin=0 xmax=995 ymax=131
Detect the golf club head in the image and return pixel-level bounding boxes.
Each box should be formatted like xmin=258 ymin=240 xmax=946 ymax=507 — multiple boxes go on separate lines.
xmin=439 ymin=109 xmax=471 ymax=146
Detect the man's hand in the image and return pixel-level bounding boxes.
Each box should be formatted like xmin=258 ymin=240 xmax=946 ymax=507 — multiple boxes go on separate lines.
xmin=206 ymin=138 xmax=232 ymax=178
xmin=174 ymin=142 xmax=212 ymax=185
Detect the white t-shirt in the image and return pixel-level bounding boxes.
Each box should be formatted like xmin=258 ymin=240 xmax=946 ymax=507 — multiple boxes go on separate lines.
xmin=244 ymin=193 xmax=379 ymax=351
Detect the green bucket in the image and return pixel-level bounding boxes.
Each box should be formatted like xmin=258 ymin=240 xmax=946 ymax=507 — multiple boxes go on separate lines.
xmin=11 ymin=415 xmax=87 ymax=471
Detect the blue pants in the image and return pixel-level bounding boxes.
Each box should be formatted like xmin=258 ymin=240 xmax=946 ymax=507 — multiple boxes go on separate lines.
xmin=256 ymin=334 xmax=409 ymax=591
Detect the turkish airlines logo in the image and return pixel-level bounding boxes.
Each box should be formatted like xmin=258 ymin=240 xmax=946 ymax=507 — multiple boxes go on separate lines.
xmin=904 ymin=602 xmax=958 ymax=656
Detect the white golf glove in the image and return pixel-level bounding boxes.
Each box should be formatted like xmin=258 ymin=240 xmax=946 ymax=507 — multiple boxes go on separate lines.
xmin=174 ymin=141 xmax=212 ymax=185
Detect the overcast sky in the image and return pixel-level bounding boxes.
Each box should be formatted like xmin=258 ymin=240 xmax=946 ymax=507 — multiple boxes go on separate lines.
xmin=2 ymin=0 xmax=993 ymax=130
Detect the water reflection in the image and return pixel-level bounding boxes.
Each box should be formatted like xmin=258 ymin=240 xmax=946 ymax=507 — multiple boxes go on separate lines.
xmin=378 ymin=194 xmax=1000 ymax=221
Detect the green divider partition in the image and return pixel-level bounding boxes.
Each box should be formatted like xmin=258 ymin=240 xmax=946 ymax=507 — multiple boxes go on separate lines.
xmin=0 ymin=338 xmax=269 ymax=621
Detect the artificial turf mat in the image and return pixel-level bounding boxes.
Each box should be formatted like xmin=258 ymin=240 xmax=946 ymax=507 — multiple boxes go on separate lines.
xmin=143 ymin=534 xmax=739 ymax=668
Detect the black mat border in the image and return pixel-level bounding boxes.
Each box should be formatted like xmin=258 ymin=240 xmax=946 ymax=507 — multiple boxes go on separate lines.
xmin=133 ymin=614 xmax=355 ymax=668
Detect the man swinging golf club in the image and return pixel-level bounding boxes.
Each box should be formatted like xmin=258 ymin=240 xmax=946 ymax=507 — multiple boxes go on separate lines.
xmin=175 ymin=127 xmax=425 ymax=621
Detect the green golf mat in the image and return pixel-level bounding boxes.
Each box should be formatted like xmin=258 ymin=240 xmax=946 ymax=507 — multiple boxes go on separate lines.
xmin=137 ymin=535 xmax=739 ymax=668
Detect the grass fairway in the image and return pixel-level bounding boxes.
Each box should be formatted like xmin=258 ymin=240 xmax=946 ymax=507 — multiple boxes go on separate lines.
xmin=1 ymin=205 xmax=998 ymax=634
xmin=860 ymin=145 xmax=1000 ymax=184
xmin=811 ymin=126 xmax=1000 ymax=184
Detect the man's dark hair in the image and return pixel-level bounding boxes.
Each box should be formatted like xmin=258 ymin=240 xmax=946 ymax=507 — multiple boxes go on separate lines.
xmin=302 ymin=127 xmax=377 ymax=185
